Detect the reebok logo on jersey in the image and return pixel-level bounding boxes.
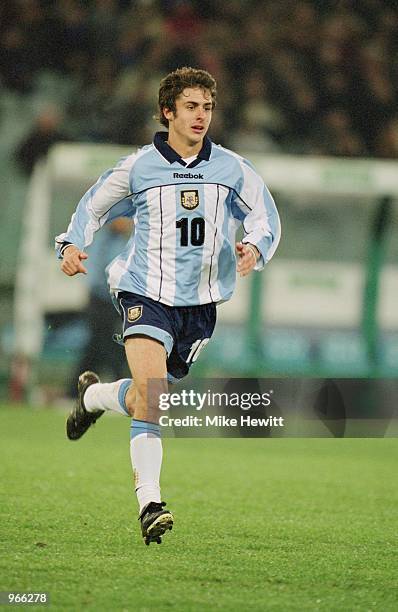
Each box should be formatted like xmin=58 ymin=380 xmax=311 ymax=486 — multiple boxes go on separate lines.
xmin=173 ymin=172 xmax=204 ymax=179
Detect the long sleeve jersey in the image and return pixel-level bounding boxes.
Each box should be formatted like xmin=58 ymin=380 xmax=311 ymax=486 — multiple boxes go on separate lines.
xmin=55 ymin=132 xmax=281 ymax=307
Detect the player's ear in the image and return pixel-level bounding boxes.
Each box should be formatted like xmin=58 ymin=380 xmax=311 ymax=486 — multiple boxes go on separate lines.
xmin=163 ymin=107 xmax=174 ymax=123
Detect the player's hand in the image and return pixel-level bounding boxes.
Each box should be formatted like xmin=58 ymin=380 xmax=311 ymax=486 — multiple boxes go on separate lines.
xmin=61 ymin=245 xmax=88 ymax=276
xmin=236 ymin=242 xmax=259 ymax=277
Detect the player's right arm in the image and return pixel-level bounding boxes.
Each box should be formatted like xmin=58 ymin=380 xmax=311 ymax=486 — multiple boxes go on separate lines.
xmin=55 ymin=154 xmax=136 ymax=273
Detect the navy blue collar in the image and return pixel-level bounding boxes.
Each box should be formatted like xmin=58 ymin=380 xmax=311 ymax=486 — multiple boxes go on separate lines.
xmin=154 ymin=131 xmax=212 ymax=167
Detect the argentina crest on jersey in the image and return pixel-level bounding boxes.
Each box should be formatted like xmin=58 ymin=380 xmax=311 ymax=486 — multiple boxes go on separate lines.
xmin=181 ymin=190 xmax=199 ymax=210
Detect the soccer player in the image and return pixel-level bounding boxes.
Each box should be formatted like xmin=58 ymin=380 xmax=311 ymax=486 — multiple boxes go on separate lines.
xmin=55 ymin=67 xmax=281 ymax=545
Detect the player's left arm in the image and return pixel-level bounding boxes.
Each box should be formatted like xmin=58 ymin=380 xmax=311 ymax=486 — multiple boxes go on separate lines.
xmin=233 ymin=160 xmax=281 ymax=277
xmin=235 ymin=241 xmax=261 ymax=277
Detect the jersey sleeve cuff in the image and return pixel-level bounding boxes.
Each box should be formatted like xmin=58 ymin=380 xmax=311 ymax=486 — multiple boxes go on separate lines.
xmin=242 ymin=238 xmax=265 ymax=271
xmin=55 ymin=235 xmax=74 ymax=259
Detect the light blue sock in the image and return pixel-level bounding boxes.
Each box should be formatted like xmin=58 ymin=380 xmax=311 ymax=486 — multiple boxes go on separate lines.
xmin=130 ymin=419 xmax=161 ymax=438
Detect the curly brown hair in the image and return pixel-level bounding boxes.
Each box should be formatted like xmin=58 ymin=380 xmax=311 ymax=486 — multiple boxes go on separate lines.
xmin=157 ymin=67 xmax=217 ymax=128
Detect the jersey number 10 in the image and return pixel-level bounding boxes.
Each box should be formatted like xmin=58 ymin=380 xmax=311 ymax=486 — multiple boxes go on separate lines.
xmin=176 ymin=217 xmax=205 ymax=247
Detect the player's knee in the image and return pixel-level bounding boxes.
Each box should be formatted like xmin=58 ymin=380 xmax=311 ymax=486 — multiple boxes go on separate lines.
xmin=124 ymin=385 xmax=136 ymax=416
xmin=125 ymin=379 xmax=149 ymax=416
xmin=132 ymin=379 xmax=165 ymax=422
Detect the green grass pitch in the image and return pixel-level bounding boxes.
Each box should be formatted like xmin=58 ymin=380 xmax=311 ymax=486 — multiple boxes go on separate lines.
xmin=1 ymin=405 xmax=397 ymax=611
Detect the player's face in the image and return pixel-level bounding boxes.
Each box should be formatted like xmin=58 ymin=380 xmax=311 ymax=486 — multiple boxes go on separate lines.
xmin=164 ymin=87 xmax=213 ymax=148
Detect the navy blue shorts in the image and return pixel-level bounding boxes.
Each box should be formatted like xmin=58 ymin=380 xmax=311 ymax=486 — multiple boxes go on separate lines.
xmin=117 ymin=292 xmax=217 ymax=381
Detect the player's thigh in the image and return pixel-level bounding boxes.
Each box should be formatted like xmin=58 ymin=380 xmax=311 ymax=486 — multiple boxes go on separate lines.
xmin=169 ymin=303 xmax=216 ymax=379
xmin=124 ymin=336 xmax=167 ymax=421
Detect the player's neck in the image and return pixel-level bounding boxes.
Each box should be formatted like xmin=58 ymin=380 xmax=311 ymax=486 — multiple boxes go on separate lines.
xmin=166 ymin=132 xmax=202 ymax=159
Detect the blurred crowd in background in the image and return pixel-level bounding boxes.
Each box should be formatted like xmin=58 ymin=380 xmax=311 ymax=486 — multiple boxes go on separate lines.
xmin=2 ymin=0 xmax=398 ymax=170
xmin=1 ymin=0 xmax=398 ymax=397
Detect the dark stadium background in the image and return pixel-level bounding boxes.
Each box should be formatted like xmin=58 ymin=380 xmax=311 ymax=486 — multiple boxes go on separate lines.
xmin=1 ymin=0 xmax=397 ymax=396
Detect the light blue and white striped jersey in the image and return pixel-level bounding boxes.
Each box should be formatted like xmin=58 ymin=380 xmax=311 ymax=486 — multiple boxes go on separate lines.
xmin=55 ymin=132 xmax=281 ymax=306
